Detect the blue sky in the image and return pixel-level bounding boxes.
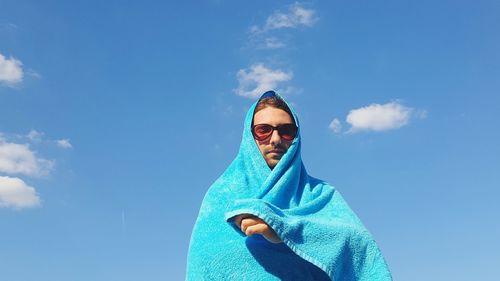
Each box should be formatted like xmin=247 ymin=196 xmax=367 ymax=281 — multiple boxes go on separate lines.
xmin=1 ymin=1 xmax=499 ymax=280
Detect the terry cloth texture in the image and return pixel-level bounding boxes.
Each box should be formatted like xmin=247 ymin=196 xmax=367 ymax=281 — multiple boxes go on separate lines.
xmin=186 ymin=91 xmax=392 ymax=281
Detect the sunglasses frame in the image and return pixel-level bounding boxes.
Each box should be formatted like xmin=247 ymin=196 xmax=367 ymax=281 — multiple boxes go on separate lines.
xmin=251 ymin=123 xmax=298 ymax=141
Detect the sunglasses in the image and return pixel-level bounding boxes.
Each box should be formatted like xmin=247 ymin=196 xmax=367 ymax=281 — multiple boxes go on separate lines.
xmin=251 ymin=123 xmax=298 ymax=141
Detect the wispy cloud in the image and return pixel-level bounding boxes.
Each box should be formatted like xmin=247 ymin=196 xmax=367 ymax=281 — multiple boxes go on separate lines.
xmin=415 ymin=109 xmax=428 ymax=119
xmin=328 ymin=118 xmax=342 ymax=133
xmin=0 ymin=176 xmax=40 ymax=209
xmin=346 ymin=101 xmax=413 ymax=132
xmin=247 ymin=3 xmax=318 ymax=50
xmin=27 ymin=130 xmax=44 ymax=142
xmin=234 ymin=63 xmax=293 ymax=98
xmin=0 ymin=139 xmax=54 ymax=177
xmin=0 ymin=53 xmax=24 ymax=86
xmin=56 ymin=139 xmax=72 ymax=149
xmin=0 ymin=23 xmax=18 ymax=30
xmin=263 ymin=37 xmax=286 ymax=49
xmin=24 ymin=130 xmax=72 ymax=149
xmin=252 ymin=3 xmax=317 ymax=33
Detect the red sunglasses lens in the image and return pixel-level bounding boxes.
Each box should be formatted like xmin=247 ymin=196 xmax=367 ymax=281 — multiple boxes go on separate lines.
xmin=278 ymin=124 xmax=297 ymax=140
xmin=253 ymin=124 xmax=273 ymax=140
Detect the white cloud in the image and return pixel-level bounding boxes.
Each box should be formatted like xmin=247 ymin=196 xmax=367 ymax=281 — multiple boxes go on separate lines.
xmin=261 ymin=3 xmax=317 ymax=32
xmin=0 ymin=53 xmax=23 ymax=86
xmin=346 ymin=101 xmax=412 ymax=132
xmin=246 ymin=3 xmax=317 ymax=50
xmin=27 ymin=130 xmax=44 ymax=142
xmin=0 ymin=140 xmax=53 ymax=176
xmin=56 ymin=139 xmax=72 ymax=149
xmin=249 ymin=25 xmax=260 ymax=34
xmin=234 ymin=63 xmax=293 ymax=98
xmin=329 ymin=118 xmax=342 ymax=133
xmin=264 ymin=37 xmax=286 ymax=49
xmin=0 ymin=176 xmax=40 ymax=209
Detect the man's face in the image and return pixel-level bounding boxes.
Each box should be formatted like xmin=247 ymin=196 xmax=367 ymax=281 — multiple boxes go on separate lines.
xmin=253 ymin=106 xmax=295 ymax=169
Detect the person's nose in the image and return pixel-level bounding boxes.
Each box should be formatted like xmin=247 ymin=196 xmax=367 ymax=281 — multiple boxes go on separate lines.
xmin=269 ymin=129 xmax=282 ymax=146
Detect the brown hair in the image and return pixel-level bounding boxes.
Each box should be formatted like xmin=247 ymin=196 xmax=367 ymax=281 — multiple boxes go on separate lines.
xmin=253 ymin=96 xmax=295 ymax=125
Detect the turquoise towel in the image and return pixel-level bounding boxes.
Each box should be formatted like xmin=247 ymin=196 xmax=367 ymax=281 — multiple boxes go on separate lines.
xmin=186 ymin=92 xmax=392 ymax=281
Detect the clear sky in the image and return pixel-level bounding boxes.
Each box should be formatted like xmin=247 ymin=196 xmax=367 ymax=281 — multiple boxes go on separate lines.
xmin=1 ymin=1 xmax=499 ymax=280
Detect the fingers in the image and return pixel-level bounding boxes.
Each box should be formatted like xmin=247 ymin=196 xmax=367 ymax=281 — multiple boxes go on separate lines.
xmin=234 ymin=214 xmax=255 ymax=228
xmin=244 ymin=223 xmax=268 ymax=236
xmin=243 ymin=220 xmax=282 ymax=243
xmin=236 ymin=216 xmax=282 ymax=243
xmin=240 ymin=217 xmax=263 ymax=233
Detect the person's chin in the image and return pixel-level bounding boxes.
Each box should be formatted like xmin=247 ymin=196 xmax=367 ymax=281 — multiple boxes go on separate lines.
xmin=267 ymin=161 xmax=278 ymax=169
xmin=266 ymin=157 xmax=280 ymax=168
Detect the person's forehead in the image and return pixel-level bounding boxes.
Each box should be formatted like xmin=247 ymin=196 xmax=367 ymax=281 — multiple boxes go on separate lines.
xmin=253 ymin=106 xmax=293 ymax=124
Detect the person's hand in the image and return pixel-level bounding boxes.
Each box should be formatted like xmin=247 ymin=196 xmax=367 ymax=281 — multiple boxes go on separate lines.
xmin=234 ymin=214 xmax=282 ymax=243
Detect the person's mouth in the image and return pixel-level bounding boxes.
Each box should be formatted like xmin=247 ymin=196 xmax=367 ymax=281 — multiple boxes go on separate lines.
xmin=268 ymin=149 xmax=285 ymax=154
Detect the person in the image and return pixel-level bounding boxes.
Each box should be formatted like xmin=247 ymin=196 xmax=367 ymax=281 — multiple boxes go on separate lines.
xmin=186 ymin=91 xmax=392 ymax=280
